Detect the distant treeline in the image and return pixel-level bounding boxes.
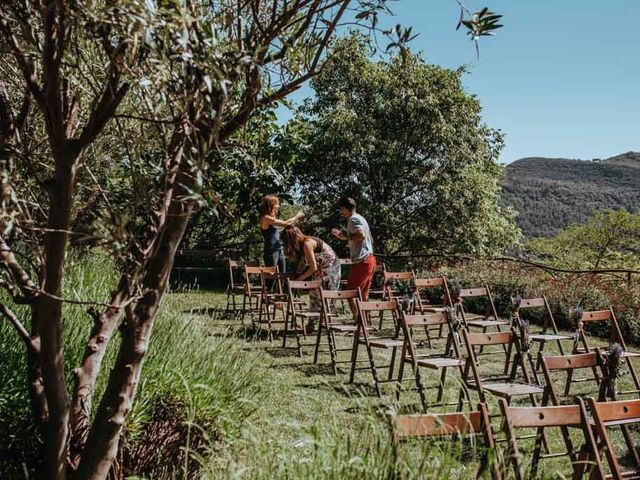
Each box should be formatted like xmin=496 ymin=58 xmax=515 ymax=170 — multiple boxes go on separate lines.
xmin=501 ymin=152 xmax=640 ymax=237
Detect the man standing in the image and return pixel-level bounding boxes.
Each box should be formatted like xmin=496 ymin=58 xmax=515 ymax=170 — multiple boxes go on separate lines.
xmin=331 ymin=197 xmax=377 ymax=314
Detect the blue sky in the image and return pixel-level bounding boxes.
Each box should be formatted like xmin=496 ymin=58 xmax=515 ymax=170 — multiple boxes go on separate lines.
xmin=282 ymin=0 xmax=640 ymax=164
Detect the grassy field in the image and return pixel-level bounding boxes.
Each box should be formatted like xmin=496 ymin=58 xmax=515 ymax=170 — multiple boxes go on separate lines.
xmin=174 ymin=289 xmax=640 ymax=480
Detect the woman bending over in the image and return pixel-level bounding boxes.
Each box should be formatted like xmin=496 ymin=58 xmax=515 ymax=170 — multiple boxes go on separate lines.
xmin=281 ymin=226 xmax=341 ymax=315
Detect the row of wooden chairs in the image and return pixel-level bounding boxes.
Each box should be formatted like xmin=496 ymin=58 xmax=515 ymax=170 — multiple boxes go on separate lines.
xmin=224 ymin=261 xmax=640 ymax=478
xmin=392 ymin=396 xmax=640 ymax=479
xmin=225 ymin=261 xmax=640 ymax=399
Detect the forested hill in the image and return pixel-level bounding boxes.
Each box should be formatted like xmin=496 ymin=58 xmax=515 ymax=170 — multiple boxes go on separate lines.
xmin=501 ymin=151 xmax=640 ymax=238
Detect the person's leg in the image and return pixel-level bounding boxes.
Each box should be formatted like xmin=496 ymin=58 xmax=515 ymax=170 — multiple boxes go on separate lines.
xmin=347 ymin=261 xmax=366 ymax=320
xmin=277 ymin=248 xmax=286 ymax=274
xmin=361 ymin=255 xmax=377 ymax=301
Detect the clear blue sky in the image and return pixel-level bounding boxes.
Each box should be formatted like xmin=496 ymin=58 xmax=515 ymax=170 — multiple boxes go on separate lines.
xmin=282 ymin=0 xmax=640 ymax=164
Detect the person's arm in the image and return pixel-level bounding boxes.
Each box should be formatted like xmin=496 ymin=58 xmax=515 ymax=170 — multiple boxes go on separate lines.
xmin=261 ymin=211 xmax=305 ymax=229
xmin=297 ymin=240 xmax=318 ymax=281
xmin=331 ymin=228 xmax=348 ymax=241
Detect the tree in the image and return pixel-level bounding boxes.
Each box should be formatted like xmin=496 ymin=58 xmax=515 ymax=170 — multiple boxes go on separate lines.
xmin=526 ymin=210 xmax=640 ymax=270
xmin=0 ymin=1 xmax=393 ymax=477
xmin=0 ymin=1 xmax=500 ymax=477
xmin=288 ymin=35 xmax=519 ymax=258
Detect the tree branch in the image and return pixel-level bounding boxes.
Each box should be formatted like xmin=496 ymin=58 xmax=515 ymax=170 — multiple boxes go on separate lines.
xmin=0 ymin=302 xmax=39 ymax=352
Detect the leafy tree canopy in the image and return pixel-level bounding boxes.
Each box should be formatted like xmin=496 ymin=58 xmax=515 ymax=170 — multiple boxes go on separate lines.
xmin=288 ymin=34 xmax=519 ymax=256
xmin=526 ymin=210 xmax=640 ymax=271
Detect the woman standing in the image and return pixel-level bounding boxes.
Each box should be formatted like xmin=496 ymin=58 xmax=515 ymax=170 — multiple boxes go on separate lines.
xmin=281 ymin=226 xmax=341 ymax=314
xmin=258 ymin=195 xmax=304 ymax=273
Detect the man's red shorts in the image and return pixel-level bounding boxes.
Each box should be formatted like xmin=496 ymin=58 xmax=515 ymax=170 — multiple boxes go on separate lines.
xmin=347 ymin=254 xmax=377 ymax=299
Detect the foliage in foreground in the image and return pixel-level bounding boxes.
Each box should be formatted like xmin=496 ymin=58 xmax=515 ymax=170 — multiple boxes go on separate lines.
xmin=0 ymin=256 xmax=265 ymax=478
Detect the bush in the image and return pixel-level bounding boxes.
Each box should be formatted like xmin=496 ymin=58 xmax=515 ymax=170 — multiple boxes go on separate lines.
xmin=432 ymin=260 xmax=640 ymax=343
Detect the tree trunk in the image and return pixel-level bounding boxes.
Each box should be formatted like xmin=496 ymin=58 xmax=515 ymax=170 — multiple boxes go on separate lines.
xmin=76 ymin=168 xmax=195 ymax=479
xmin=35 ymin=151 xmax=78 ymax=479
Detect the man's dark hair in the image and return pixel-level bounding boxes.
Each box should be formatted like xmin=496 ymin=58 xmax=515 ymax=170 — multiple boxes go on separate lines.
xmin=340 ymin=197 xmax=356 ymax=212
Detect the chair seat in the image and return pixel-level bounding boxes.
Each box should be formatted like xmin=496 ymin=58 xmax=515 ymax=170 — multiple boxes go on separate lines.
xmin=417 ymin=357 xmax=465 ymax=369
xmin=367 ymin=338 xmax=404 ymax=348
xmin=530 ymin=333 xmax=573 ymax=342
xmin=600 ymin=349 xmax=640 ymax=358
xmin=482 ymin=381 xmax=543 ymax=397
xmin=295 ymin=311 xmax=322 ymax=318
xmin=416 ymin=306 xmax=447 ymax=313
xmin=466 ymin=320 xmax=509 ymax=328
xmin=329 ymin=324 xmax=357 ymax=332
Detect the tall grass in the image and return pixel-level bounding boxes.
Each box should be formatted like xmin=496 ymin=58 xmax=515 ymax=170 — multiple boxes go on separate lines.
xmin=0 ymin=253 xmax=266 ymax=478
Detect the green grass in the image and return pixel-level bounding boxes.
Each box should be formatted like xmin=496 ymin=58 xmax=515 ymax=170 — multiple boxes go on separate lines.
xmin=2 ymin=257 xmax=639 ymax=479
xmin=181 ymin=290 xmax=640 ymax=480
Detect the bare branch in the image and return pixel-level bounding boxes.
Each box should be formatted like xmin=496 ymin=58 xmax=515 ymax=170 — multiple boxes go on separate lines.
xmin=0 ymin=302 xmax=39 ymax=352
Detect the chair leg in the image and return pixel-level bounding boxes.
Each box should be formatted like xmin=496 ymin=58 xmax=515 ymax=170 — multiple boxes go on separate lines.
xmin=365 ymin=343 xmax=383 ymax=397
xmin=328 ymin=329 xmax=339 ymax=375
xmin=349 ymin=332 xmax=361 ymax=384
xmin=436 ymin=366 xmax=447 ymax=403
xmin=395 ymin=358 xmax=406 ymax=402
xmin=313 ymin=321 xmax=323 ymax=364
xmin=388 ymin=346 xmax=398 ymax=381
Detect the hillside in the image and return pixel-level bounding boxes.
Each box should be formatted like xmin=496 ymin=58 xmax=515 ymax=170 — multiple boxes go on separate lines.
xmin=501 ymin=151 xmax=640 ymax=237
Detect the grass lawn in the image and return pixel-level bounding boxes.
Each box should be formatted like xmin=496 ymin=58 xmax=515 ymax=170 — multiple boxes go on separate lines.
xmin=168 ymin=289 xmax=640 ymax=479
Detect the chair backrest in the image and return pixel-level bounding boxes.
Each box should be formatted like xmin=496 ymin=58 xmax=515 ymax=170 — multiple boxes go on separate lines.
xmin=320 ymin=288 xmax=362 ymax=323
xmin=383 ymin=271 xmax=415 ymax=299
xmin=228 ymin=259 xmax=245 ymax=289
xmin=462 ymin=329 xmax=524 ymax=402
xmin=287 ymin=279 xmax=323 ymax=291
xmin=400 ymin=311 xmax=461 ymax=361
xmin=320 ymin=288 xmax=361 ymax=300
xmin=578 ymin=307 xmax=627 ymax=350
xmin=499 ymin=398 xmax=601 ymax=480
xmin=414 ymin=276 xmax=452 ymax=309
xmin=390 ymin=404 xmax=500 ymax=479
xmin=465 ymin=330 xmax=514 ymax=347
xmin=454 ymin=284 xmax=500 ymax=325
xmin=244 ymin=265 xmax=278 ymax=295
xmin=356 ymin=299 xmax=400 ymax=339
xmin=513 ymin=296 xmax=557 ymax=331
xmin=587 ymin=397 xmax=640 ymax=478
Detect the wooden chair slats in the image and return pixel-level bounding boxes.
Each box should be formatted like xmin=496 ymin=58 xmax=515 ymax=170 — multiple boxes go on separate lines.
xmin=588 ymin=397 xmax=640 ymax=479
xmin=465 ymin=331 xmax=514 ymax=346
xmin=500 ymin=398 xmax=603 ymax=480
xmin=391 ymin=403 xmax=502 ymax=480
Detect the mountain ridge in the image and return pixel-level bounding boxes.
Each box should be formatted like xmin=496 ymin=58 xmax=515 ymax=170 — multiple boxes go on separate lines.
xmin=500 ymin=151 xmax=640 ymax=238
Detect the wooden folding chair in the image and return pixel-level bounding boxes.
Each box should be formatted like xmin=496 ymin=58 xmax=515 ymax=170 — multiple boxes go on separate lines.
xmin=226 ymin=259 xmax=248 ymax=314
xmin=368 ymin=262 xmax=386 ymax=300
xmin=390 ymin=403 xmax=502 ymax=479
xmin=349 ymin=299 xmax=404 ymax=396
xmin=244 ymin=265 xmax=285 ymax=339
xmin=540 ymin=352 xmax=609 ymax=406
xmin=383 ymin=270 xmax=416 ymax=301
xmin=413 ymin=276 xmax=454 ymax=346
xmin=499 ymin=399 xmax=603 ymax=480
xmin=587 ymin=397 xmax=640 ymax=479
xmin=512 ymin=295 xmax=573 ymax=371
xmin=462 ymin=329 xmax=544 ymax=406
xmin=282 ymin=279 xmax=323 ymax=357
xmin=313 ymin=288 xmax=363 ymax=374
xmin=573 ymin=308 xmax=640 ymax=397
xmin=455 ymin=285 xmax=509 ymax=333
xmin=396 ymin=310 xmax=468 ymax=412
